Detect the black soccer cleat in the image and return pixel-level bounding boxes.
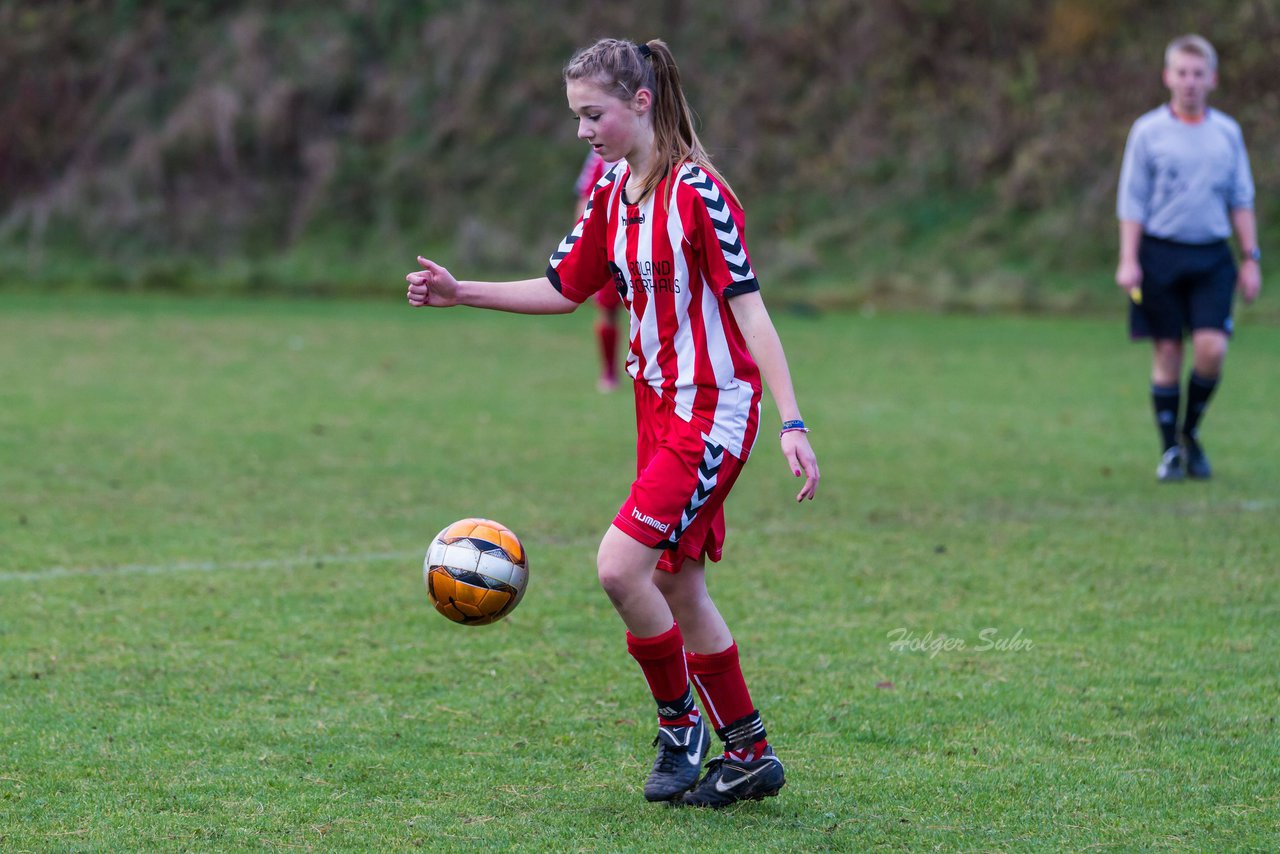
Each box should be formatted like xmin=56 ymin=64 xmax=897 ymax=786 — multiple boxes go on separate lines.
xmin=1181 ymin=435 xmax=1212 ymax=479
xmin=681 ymin=746 xmax=785 ymax=809
xmin=643 ymin=716 xmax=711 ymax=802
xmin=1156 ymin=446 xmax=1185 ymax=482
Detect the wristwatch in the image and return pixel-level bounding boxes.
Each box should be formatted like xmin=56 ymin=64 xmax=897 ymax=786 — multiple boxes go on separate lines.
xmin=1242 ymin=247 xmax=1262 ymax=263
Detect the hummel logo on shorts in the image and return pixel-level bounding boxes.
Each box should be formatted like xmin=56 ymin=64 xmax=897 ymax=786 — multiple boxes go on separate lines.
xmin=630 ymin=507 xmax=671 ymax=533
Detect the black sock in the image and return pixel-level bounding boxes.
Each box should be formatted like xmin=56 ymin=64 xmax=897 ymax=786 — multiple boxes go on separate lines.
xmin=1151 ymin=384 xmax=1180 ymax=451
xmin=1182 ymin=372 xmax=1218 ymax=446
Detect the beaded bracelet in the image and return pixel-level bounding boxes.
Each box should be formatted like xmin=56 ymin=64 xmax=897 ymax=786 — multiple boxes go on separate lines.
xmin=779 ymin=419 xmax=810 ymax=439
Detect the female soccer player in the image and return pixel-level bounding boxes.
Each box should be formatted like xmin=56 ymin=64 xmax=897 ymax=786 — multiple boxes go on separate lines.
xmin=406 ymin=37 xmax=819 ymax=808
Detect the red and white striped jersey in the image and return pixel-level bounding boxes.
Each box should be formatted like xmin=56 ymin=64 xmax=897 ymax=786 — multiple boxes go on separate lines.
xmin=547 ymin=161 xmax=763 ymax=458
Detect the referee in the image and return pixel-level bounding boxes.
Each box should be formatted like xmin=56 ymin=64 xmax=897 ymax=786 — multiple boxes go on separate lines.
xmin=1116 ymin=34 xmax=1262 ymax=481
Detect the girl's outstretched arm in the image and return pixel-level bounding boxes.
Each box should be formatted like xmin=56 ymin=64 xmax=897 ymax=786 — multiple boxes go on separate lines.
xmin=407 ymin=257 xmax=578 ymax=315
xmin=728 ymin=291 xmax=820 ymax=502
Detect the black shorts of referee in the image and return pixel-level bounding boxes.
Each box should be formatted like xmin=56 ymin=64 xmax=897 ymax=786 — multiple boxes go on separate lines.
xmin=1130 ymin=234 xmax=1236 ymax=341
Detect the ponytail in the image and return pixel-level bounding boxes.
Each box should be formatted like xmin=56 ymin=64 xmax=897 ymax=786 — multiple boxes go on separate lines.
xmin=564 ymin=38 xmax=739 ymax=207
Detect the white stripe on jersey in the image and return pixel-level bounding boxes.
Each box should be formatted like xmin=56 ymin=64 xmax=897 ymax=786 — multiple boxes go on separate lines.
xmin=620 ymin=202 xmax=657 ymax=388
xmin=704 ymin=281 xmax=755 ymax=450
xmin=666 ymin=179 xmax=700 ymax=420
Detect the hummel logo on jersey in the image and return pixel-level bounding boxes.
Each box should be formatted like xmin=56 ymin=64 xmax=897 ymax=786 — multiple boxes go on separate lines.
xmin=713 ymin=756 xmax=782 ymax=793
xmin=631 ymin=508 xmax=670 ymax=533
xmin=625 ymin=212 xmax=646 ymax=226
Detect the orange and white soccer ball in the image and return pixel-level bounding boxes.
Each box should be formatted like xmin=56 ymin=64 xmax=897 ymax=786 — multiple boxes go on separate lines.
xmin=423 ymin=518 xmax=529 ymax=625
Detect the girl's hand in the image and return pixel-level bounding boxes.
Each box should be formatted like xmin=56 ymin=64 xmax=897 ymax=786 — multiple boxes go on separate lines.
xmin=407 ymin=257 xmax=460 ymax=307
xmin=781 ymin=431 xmax=819 ymax=502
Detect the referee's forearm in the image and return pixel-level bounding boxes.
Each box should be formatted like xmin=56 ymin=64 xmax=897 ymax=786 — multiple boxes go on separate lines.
xmin=1230 ymin=209 xmax=1259 ymax=254
xmin=1118 ymin=220 xmax=1144 ymax=263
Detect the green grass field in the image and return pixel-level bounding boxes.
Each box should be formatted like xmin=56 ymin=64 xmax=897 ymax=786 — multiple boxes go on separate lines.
xmin=2 ymin=294 xmax=1277 ymax=852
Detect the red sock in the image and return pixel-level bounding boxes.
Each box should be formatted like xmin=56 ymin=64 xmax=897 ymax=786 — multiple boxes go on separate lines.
xmin=687 ymin=643 xmax=768 ymax=760
xmin=626 ymin=624 xmax=698 ymax=726
xmin=596 ymin=320 xmax=618 ymax=379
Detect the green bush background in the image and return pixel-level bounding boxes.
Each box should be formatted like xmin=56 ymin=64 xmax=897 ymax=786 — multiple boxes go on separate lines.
xmin=3 ymin=0 xmax=1277 ymax=309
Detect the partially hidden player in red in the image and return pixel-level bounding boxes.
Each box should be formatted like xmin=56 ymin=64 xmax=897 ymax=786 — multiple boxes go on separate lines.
xmin=407 ymin=37 xmax=819 ymax=808
xmin=573 ymin=150 xmax=625 ymax=392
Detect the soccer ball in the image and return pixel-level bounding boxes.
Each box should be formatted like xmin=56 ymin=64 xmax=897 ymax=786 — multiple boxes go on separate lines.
xmin=423 ymin=518 xmax=529 ymax=625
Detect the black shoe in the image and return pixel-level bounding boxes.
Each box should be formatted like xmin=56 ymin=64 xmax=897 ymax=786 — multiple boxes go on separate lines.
xmin=1156 ymin=446 xmax=1185 ymax=482
xmin=643 ymin=716 xmax=710 ymax=802
xmin=1182 ymin=436 xmax=1212 ymax=479
xmin=681 ymin=746 xmax=785 ymax=808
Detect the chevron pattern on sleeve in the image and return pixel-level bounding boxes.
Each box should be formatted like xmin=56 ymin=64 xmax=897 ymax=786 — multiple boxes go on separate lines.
xmin=551 ymin=163 xmax=621 ymax=268
xmin=679 ymin=165 xmax=755 ymax=282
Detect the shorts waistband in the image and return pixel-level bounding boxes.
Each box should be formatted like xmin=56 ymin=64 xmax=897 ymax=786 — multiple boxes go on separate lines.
xmin=1141 ymin=234 xmax=1229 ymax=250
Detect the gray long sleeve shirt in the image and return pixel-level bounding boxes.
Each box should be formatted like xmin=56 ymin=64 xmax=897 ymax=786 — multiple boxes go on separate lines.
xmin=1117 ymin=105 xmax=1255 ymax=244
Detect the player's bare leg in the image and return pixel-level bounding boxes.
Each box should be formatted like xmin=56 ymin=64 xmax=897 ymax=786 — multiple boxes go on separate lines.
xmin=652 ymin=559 xmax=731 ymax=655
xmin=597 ymin=524 xmax=673 ymax=635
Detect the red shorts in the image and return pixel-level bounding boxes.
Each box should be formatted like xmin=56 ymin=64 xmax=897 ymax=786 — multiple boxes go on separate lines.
xmin=594 ymin=283 xmax=622 ymax=311
xmin=613 ymin=387 xmax=748 ymax=573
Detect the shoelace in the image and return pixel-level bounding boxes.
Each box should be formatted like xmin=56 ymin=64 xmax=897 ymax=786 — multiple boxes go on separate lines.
xmin=650 ymin=736 xmax=681 ymax=773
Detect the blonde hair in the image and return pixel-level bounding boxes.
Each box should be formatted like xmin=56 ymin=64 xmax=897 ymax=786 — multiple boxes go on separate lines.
xmin=564 ymin=38 xmax=739 ymax=207
xmin=1165 ymin=34 xmax=1218 ymax=71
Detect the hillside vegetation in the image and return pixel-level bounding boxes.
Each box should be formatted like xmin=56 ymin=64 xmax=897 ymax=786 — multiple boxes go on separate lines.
xmin=3 ymin=0 xmax=1278 ymax=310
